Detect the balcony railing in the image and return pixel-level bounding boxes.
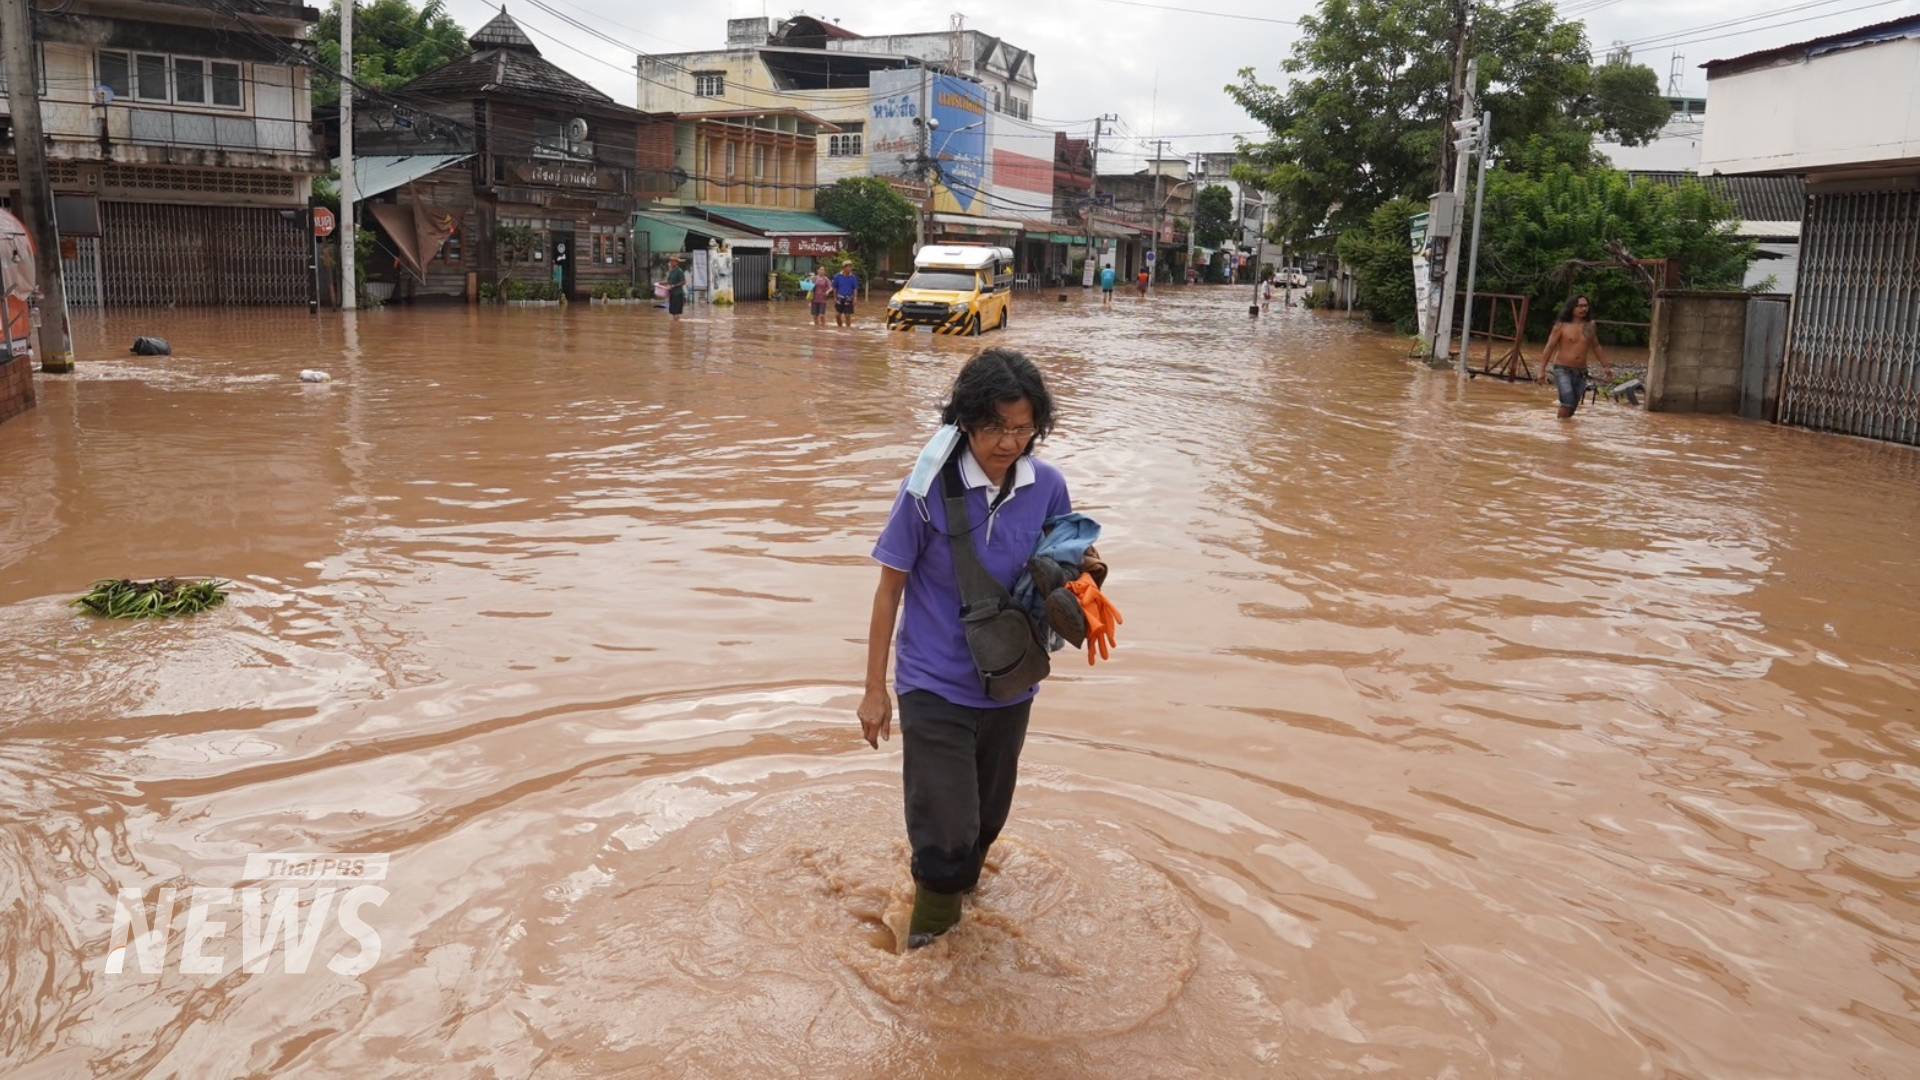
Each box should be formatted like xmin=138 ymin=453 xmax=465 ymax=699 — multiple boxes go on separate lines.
xmin=122 ymin=107 xmax=311 ymax=154
xmin=37 ymin=102 xmax=316 ymax=157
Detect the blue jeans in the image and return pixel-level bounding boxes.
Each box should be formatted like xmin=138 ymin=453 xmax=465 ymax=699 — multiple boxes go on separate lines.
xmin=1551 ymin=365 xmax=1589 ymax=414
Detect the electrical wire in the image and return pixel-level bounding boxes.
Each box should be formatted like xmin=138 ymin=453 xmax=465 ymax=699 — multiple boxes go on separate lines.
xmin=1083 ymin=0 xmax=1300 ymax=25
xmin=1634 ymin=0 xmax=1909 ymax=52
xmin=1618 ymin=0 xmax=1884 ymax=48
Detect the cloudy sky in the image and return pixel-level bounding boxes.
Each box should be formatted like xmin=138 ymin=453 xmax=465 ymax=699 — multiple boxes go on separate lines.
xmin=442 ymin=0 xmax=1919 ymax=164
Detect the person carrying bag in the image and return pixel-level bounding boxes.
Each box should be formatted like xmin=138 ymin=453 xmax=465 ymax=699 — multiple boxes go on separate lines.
xmin=858 ymin=348 xmax=1100 ymax=950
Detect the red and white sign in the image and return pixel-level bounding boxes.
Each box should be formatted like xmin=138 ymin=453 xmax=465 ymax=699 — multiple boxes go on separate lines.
xmin=772 ymin=235 xmax=844 ymax=257
xmin=312 ymin=207 xmax=336 ymax=238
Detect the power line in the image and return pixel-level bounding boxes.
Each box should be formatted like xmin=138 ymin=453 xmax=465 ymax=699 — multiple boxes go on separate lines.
xmin=1085 ymin=0 xmax=1301 ymax=25
xmin=524 ymin=0 xmax=692 ymax=51
xmin=1619 ymin=0 xmax=1886 ymax=48
xmin=1633 ymin=0 xmax=1908 ymax=51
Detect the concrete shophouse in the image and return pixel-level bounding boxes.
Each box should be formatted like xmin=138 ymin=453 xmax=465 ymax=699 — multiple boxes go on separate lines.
xmin=1095 ymin=158 xmax=1194 ymax=282
xmin=348 ymin=10 xmax=650 ymax=301
xmin=0 ymin=0 xmax=326 ymax=306
xmin=1195 ymin=151 xmax=1268 ymax=254
xmin=637 ymin=15 xmax=1041 ymax=267
xmin=631 ymin=107 xmax=850 ymax=298
xmin=1701 ymin=15 xmax=1920 ymax=445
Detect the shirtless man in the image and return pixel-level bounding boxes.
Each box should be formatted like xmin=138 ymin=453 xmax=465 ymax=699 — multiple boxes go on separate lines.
xmin=1538 ymin=294 xmax=1606 ymax=419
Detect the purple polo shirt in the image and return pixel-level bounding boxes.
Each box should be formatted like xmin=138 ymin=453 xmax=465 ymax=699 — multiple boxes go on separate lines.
xmin=872 ymin=450 xmax=1072 ymax=709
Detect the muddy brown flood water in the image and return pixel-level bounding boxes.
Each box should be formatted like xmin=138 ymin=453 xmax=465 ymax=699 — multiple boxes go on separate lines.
xmin=1 ymin=290 xmax=1918 ymax=1077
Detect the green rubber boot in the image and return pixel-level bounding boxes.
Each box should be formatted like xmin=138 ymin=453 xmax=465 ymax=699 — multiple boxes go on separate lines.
xmin=906 ymin=885 xmax=963 ymax=949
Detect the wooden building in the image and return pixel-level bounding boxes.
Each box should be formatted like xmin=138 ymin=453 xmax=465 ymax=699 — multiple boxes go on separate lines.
xmin=353 ymin=10 xmax=656 ymax=300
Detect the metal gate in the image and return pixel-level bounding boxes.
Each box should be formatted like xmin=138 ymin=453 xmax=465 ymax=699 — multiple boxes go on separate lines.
xmin=733 ymin=249 xmax=770 ymax=302
xmin=1780 ymin=189 xmax=1920 ymax=445
xmin=62 ymin=236 xmax=104 ymax=307
xmin=101 ymin=202 xmax=311 ymax=306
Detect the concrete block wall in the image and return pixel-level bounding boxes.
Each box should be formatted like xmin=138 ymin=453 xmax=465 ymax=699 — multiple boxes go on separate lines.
xmin=1647 ymin=292 xmax=1751 ymax=414
xmin=0 ymin=352 xmax=35 ymax=424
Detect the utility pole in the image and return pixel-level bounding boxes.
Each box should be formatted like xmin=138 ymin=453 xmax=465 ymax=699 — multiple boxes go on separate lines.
xmin=1187 ymin=151 xmax=1200 ymax=282
xmin=914 ymin=63 xmax=930 ymax=253
xmin=1084 ymin=114 xmax=1115 ymax=285
xmin=1248 ymin=198 xmax=1262 ymax=317
xmin=1433 ymin=56 xmax=1479 ymax=369
xmin=1148 ymin=138 xmax=1166 ymax=294
xmin=1436 ymin=0 xmax=1472 ymax=195
xmin=340 ymin=0 xmax=357 ymax=310
xmin=2 ymin=0 xmax=73 ymax=372
xmin=1458 ymin=108 xmax=1492 ymax=376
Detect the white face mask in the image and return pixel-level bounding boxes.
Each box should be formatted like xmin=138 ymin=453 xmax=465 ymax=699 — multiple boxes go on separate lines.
xmin=906 ymin=424 xmax=963 ymax=501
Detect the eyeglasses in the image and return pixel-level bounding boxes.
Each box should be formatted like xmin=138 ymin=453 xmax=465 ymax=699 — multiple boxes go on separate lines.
xmin=977 ymin=423 xmax=1037 ymax=442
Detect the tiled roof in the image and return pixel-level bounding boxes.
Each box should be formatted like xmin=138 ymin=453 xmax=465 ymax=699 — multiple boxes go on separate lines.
xmin=1628 ymin=171 xmax=1806 ymax=223
xmin=402 ymin=48 xmax=614 ymax=107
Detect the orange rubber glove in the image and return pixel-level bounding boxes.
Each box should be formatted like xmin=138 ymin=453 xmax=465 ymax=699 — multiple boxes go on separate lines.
xmin=1064 ymin=574 xmax=1123 ymax=665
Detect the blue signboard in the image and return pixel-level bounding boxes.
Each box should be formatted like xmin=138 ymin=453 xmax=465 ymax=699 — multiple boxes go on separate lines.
xmin=929 ymin=75 xmax=989 ymax=214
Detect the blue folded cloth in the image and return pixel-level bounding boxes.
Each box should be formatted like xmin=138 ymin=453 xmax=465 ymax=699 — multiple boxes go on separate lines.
xmin=1014 ymin=512 xmax=1102 ymax=650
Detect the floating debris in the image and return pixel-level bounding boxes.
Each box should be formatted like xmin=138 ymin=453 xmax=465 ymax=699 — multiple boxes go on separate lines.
xmin=73 ymin=578 xmax=228 ymax=619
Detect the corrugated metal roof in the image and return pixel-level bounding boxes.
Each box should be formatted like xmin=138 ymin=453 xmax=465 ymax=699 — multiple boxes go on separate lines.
xmin=1703 ymin=14 xmax=1920 ymax=76
xmin=643 ymin=210 xmax=774 ymax=248
xmin=691 ymin=205 xmax=847 ymax=235
xmin=631 ymin=212 xmax=690 ymax=254
xmin=1627 ymin=171 xmax=1806 ymax=223
xmin=333 ymin=153 xmax=474 ymax=199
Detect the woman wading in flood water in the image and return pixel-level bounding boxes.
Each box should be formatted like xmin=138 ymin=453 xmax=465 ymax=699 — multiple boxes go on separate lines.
xmin=858 ymin=348 xmax=1118 ymax=949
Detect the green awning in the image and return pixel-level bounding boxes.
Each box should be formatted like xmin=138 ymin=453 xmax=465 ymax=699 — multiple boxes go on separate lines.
xmin=689 ymin=204 xmax=848 ymax=236
xmin=1049 ymin=233 xmax=1085 ymax=244
xmin=631 ymin=211 xmax=690 ymax=254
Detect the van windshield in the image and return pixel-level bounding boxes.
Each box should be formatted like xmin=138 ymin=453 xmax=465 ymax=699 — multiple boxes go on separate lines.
xmin=905 ymin=270 xmax=979 ymax=292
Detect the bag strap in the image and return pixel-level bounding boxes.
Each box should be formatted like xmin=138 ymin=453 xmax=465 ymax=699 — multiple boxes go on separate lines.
xmin=941 ymin=454 xmax=1013 ymax=611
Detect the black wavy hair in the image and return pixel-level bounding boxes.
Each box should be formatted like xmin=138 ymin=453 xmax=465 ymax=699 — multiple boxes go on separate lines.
xmin=1558 ymin=294 xmax=1593 ymax=323
xmin=939 ymin=347 xmax=1056 ymax=452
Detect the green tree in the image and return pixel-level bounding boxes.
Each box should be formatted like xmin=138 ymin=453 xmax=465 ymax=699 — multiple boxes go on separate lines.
xmin=1193 ymin=185 xmax=1236 ymax=249
xmin=1227 ymin=0 xmax=1668 ymax=242
xmin=1472 ymin=167 xmax=1753 ymax=343
xmin=815 ymin=178 xmax=919 ymax=267
xmin=1335 ymin=197 xmax=1423 ymax=332
xmin=314 ymin=0 xmax=471 ymax=107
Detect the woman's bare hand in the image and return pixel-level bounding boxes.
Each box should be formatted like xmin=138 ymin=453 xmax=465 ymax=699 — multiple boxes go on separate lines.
xmin=858 ymin=687 xmax=893 ymax=749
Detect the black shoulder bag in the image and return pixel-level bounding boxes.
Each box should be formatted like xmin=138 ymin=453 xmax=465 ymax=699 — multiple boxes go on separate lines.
xmin=941 ymin=454 xmax=1051 ymax=702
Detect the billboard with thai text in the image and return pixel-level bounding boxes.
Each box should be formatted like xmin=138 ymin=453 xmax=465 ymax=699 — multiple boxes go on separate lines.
xmin=866 ymin=68 xmax=921 ymax=179
xmin=929 ymin=76 xmax=990 ymax=215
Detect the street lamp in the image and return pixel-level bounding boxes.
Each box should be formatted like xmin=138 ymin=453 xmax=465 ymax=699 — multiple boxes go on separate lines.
xmin=933 ymin=119 xmax=985 ymax=165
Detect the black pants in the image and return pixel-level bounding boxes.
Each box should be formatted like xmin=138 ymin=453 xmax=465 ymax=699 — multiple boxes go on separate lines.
xmin=668 ymin=288 xmax=685 ymax=315
xmin=899 ymin=689 xmax=1032 ymax=895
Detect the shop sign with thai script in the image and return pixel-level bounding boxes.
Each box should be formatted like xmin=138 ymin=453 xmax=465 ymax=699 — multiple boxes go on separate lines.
xmin=509 ymin=160 xmax=616 ymax=191
xmin=772 ymin=235 xmax=844 ymax=257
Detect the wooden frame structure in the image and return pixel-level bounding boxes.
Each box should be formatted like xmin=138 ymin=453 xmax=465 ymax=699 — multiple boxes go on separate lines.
xmin=1456 ymin=292 xmax=1534 ymax=381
